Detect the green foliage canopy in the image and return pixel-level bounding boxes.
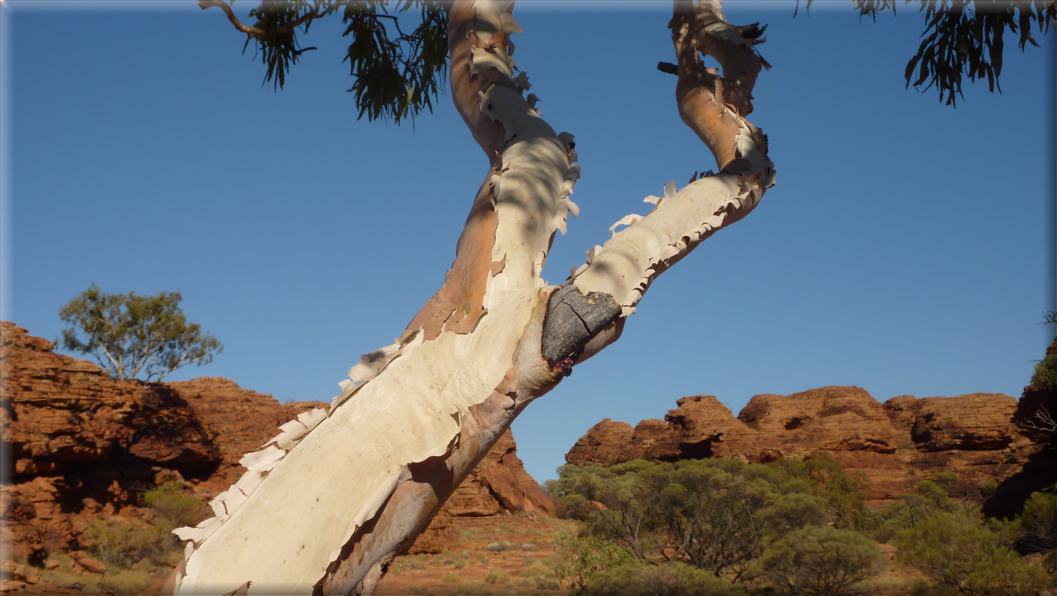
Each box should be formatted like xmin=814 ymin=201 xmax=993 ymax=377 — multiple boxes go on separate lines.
xmin=547 ymin=458 xmax=839 ymax=582
xmin=893 ymin=509 xmax=1047 ymax=595
xmin=58 ymin=284 xmax=223 ymax=382
xmin=759 ymin=525 xmax=883 ymax=596
xmin=1020 ymin=492 xmax=1057 ymax=585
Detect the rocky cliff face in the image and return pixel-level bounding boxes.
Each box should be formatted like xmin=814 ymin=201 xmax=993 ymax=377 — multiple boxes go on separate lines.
xmin=0 ymin=322 xmax=553 ymax=565
xmin=567 ymin=384 xmax=1042 ymax=507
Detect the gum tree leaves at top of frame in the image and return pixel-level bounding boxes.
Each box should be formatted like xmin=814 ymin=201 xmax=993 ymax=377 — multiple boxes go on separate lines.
xmin=207 ymin=0 xmax=1053 ymax=123
xmin=803 ymin=0 xmax=1055 ymax=106
xmin=201 ymin=0 xmax=448 ymax=124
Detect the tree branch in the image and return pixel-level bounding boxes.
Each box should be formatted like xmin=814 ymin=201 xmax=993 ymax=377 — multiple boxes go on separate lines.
xmin=169 ymin=2 xmax=775 ymax=593
xmin=198 ymin=0 xmax=330 ymax=38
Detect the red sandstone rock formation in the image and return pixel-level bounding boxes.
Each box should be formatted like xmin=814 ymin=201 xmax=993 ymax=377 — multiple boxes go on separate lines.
xmin=0 ymin=322 xmax=553 ymax=563
xmin=566 ymin=385 xmax=1036 ymax=506
xmin=410 ymin=428 xmax=555 ymax=553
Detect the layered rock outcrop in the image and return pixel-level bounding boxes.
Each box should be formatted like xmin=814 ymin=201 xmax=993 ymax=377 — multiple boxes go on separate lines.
xmin=567 ymin=385 xmax=1037 ymax=506
xmin=0 ymin=322 xmax=553 ymax=563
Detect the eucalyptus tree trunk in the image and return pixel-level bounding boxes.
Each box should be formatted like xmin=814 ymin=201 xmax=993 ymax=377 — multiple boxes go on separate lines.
xmin=165 ymin=0 xmax=773 ymax=594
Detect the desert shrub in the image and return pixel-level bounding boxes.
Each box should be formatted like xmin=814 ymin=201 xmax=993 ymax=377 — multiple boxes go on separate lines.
xmin=521 ymin=559 xmax=555 ymax=580
xmin=978 ymin=478 xmax=999 ymax=500
xmin=1020 ymin=491 xmax=1057 ymax=586
xmin=143 ymin=482 xmax=208 ymax=528
xmin=546 ymin=463 xmax=620 ymax=521
xmin=771 ymin=453 xmax=879 ymax=531
xmin=759 ymin=525 xmax=883 ymax=596
xmin=456 ymin=580 xmax=515 ymax=595
xmin=87 ymin=516 xmax=169 ymax=568
xmin=550 ymin=458 xmax=834 ymax=582
xmin=484 ymin=568 xmax=510 ymax=585
xmin=98 ymin=568 xmax=152 ymax=595
xmin=1031 ymin=352 xmax=1057 ymax=392
xmin=1020 ymin=491 xmax=1057 ymax=552
xmin=582 ymin=563 xmax=746 ymax=596
xmin=880 ymin=478 xmax=961 ymax=537
xmin=1043 ymin=551 xmax=1057 ymax=587
xmin=552 ymin=534 xmax=636 ymax=593
xmin=894 ymin=510 xmax=1048 ymax=595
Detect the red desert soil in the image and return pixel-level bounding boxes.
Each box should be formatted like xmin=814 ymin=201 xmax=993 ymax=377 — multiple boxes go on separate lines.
xmin=377 ymin=514 xmax=577 ymax=596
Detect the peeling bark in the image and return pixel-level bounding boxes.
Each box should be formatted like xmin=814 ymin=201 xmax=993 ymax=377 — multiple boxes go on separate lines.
xmin=169 ymin=1 xmax=774 ymax=593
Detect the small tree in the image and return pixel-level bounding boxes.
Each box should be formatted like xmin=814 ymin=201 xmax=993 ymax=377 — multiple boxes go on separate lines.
xmin=759 ymin=526 xmax=883 ymax=596
xmin=58 ymin=284 xmax=223 ymax=382
xmin=1020 ymin=492 xmax=1057 ymax=586
xmin=894 ymin=510 xmax=1048 ymax=595
xmin=552 ymin=534 xmax=637 ymax=594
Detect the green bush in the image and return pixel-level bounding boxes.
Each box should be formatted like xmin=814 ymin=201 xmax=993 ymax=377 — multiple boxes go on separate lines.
xmin=484 ymin=568 xmax=510 ymax=585
xmin=978 ymin=478 xmax=999 ymax=500
xmin=1020 ymin=491 xmax=1057 ymax=553
xmin=1031 ymin=353 xmax=1057 ymax=392
xmin=552 ymin=534 xmax=636 ymax=593
xmin=880 ymin=479 xmax=960 ymax=536
xmin=771 ymin=453 xmax=879 ymax=531
xmin=88 ymin=516 xmax=169 ymax=568
xmin=143 ymin=482 xmax=209 ymax=529
xmin=582 ymin=563 xmax=745 ymax=596
xmin=455 ymin=580 xmax=515 ymax=595
xmin=759 ymin=525 xmax=883 ymax=596
xmin=98 ymin=568 xmax=152 ymax=596
xmin=550 ymin=458 xmax=838 ymax=581
xmin=1020 ymin=491 xmax=1057 ymax=586
xmin=894 ymin=511 xmax=1048 ymax=595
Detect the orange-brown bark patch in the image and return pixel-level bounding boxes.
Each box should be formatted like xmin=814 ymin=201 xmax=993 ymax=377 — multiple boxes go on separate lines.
xmin=405 ymin=172 xmax=499 ymax=341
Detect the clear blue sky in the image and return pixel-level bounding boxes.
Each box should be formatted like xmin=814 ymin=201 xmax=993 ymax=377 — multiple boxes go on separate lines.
xmin=3 ymin=1 xmax=1053 ymax=483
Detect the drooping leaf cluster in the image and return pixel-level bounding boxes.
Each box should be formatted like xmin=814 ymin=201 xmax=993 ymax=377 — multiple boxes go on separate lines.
xmin=211 ymin=0 xmax=448 ymax=123
xmin=341 ymin=0 xmax=448 ymax=122
xmin=241 ymin=0 xmax=326 ymax=90
xmin=58 ymin=284 xmax=224 ymax=382
xmin=798 ymin=0 xmax=1053 ymax=106
xmin=898 ymin=0 xmax=1053 ymax=106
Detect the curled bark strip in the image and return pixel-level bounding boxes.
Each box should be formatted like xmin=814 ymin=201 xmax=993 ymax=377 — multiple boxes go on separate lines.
xmin=540 ymin=285 xmax=621 ymax=366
